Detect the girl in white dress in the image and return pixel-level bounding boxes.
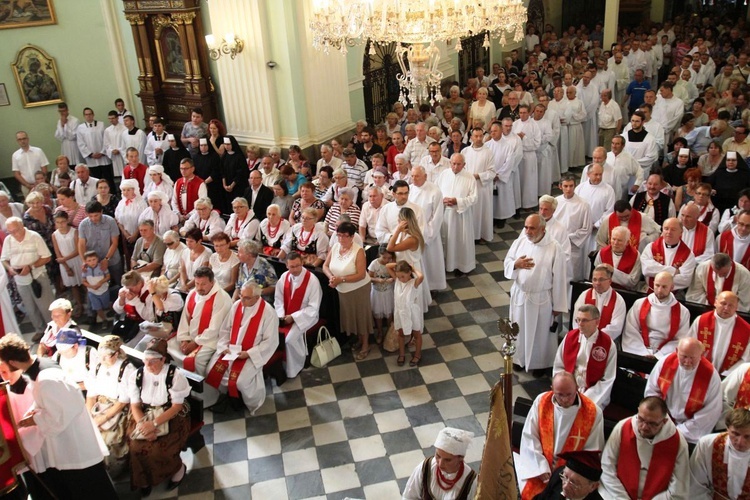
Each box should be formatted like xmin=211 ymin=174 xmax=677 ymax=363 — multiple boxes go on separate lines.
xmin=385 ymin=207 xmax=430 ymax=312
xmin=367 ymin=247 xmax=395 ymax=344
xmin=387 ymin=260 xmax=424 ymax=367
xmin=52 ymin=211 xmax=84 ymax=311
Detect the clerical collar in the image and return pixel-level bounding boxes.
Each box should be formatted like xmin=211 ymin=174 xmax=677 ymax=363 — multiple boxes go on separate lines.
xmin=25 ymin=358 xmax=59 ymax=381
xmin=127 ymin=127 xmax=139 ymax=135
xmin=665 ymin=242 xmax=679 ymax=249
xmin=8 ymin=375 xmax=28 ymax=395
xmin=628 ymin=129 xmax=648 ymax=142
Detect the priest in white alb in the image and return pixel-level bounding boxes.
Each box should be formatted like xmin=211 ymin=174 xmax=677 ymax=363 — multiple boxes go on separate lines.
xmin=686 ymin=253 xmax=750 ymax=312
xmin=640 ymin=217 xmax=697 ymax=291
xmin=488 ymin=119 xmax=523 ymax=223
xmin=534 ymin=103 xmax=560 ymax=191
xmin=555 ymin=174 xmax=593 ymax=281
xmin=689 ymin=291 xmax=750 ymax=378
xmin=576 ymin=71 xmax=602 ymax=154
xmin=504 ymin=214 xmax=568 ymax=372
xmin=205 ymin=282 xmax=279 ymax=414
xmin=572 ymin=265 xmax=627 ymax=340
xmin=409 ymin=166 xmax=446 ymax=291
xmin=274 ymin=252 xmax=322 ymax=379
xmin=565 ymin=86 xmax=588 ymax=169
xmin=462 ymin=128 xmax=496 ymax=243
xmin=645 ymin=337 xmax=723 ymax=443
xmin=574 ymin=164 xmax=616 ymax=271
xmin=680 ymin=202 xmax=714 ymax=264
xmin=594 ymin=226 xmax=643 ymax=290
xmin=511 ymin=105 xmax=542 ymax=208
xmin=436 ymin=154 xmax=477 ymax=277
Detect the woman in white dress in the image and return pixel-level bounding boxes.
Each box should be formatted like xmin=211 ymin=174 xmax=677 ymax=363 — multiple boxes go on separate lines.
xmin=256 ymin=204 xmax=291 ymax=258
xmin=143 ymin=164 xmax=173 ymax=202
xmin=467 ymin=87 xmax=497 ymax=132
xmin=208 ymin=232 xmax=240 ymax=294
xmin=161 ymin=231 xmax=185 ymax=288
xmin=385 ymin=207 xmax=430 ymax=313
xmin=139 ymin=191 xmax=179 ymax=238
xmin=52 ymin=211 xmax=84 ymax=313
xmin=224 ymin=197 xmax=258 ymax=248
xmin=178 ymin=227 xmax=212 ymax=293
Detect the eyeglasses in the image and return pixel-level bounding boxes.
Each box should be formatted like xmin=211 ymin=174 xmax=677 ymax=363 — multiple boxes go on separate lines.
xmin=559 ymin=473 xmax=584 ymax=490
xmin=636 ymin=414 xmax=665 ymax=428
xmin=575 ymin=317 xmax=596 ymax=323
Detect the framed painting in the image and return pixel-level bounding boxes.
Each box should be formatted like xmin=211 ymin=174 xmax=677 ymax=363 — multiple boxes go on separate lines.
xmin=0 ymin=0 xmax=56 ymax=30
xmin=11 ymin=44 xmax=63 ymax=108
xmin=156 ymin=26 xmax=187 ymax=83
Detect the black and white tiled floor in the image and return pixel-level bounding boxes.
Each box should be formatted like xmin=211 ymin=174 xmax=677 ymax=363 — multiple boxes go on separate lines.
xmin=20 ymin=216 xmax=550 ymax=499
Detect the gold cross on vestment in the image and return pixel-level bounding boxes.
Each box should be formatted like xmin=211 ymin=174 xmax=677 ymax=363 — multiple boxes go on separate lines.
xmin=688 ymin=387 xmax=706 ymax=408
xmin=569 ymin=431 xmax=587 ymax=449
xmin=731 ymin=342 xmax=745 ymax=357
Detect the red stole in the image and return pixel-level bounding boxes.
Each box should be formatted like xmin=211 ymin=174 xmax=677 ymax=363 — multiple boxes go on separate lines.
xmin=656 ymin=353 xmax=714 ymax=419
xmin=735 ymin=368 xmax=750 ymax=409
xmin=175 ymin=175 xmax=204 ymax=216
xmin=697 ymin=312 xmax=750 ymax=373
xmin=283 ymin=271 xmax=311 ymax=315
xmin=609 ymin=210 xmax=643 ymax=250
xmin=562 ymin=329 xmax=612 ymax=389
xmin=707 ymin=263 xmax=736 ymax=306
xmin=123 ymin=290 xmax=150 ymax=321
xmin=584 ymin=288 xmax=617 ymax=330
xmin=719 ymin=230 xmax=750 ymax=269
xmin=600 ymin=244 xmax=638 ymax=274
xmin=711 ymin=432 xmax=750 ymax=499
xmin=205 ymin=300 xmax=266 ymax=397
xmin=639 ymin=299 xmax=682 ymax=351
xmin=617 ymin=418 xmax=680 ymax=500
xmin=688 ymin=222 xmax=709 ymax=258
xmin=521 ymin=392 xmax=598 ymax=500
xmin=183 ymin=290 xmax=217 ymax=372
xmin=647 ymin=237 xmax=692 ymax=291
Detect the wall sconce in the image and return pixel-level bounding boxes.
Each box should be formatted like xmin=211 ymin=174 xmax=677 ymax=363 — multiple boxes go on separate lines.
xmin=205 ymin=32 xmax=244 ymax=60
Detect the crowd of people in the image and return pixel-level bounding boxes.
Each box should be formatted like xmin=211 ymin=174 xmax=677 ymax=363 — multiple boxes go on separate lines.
xmin=4 ymin=6 xmax=750 ymax=499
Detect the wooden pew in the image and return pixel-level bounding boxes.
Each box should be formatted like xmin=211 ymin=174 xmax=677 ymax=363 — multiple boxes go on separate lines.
xmin=81 ymin=329 xmax=206 ymax=453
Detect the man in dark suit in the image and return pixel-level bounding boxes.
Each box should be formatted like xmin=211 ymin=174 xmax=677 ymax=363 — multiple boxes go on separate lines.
xmin=243 ymin=169 xmax=273 ymax=221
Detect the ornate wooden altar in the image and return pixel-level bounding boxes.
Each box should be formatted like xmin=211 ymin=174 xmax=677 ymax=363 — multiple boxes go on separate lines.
xmin=122 ymin=0 xmax=217 ymax=131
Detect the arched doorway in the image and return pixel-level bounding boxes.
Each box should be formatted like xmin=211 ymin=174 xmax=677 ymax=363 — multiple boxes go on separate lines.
xmin=362 ymin=40 xmax=402 ymax=126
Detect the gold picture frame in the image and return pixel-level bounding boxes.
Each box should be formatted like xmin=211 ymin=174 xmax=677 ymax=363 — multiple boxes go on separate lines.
xmin=11 ymin=44 xmax=63 ymax=108
xmin=0 ymin=0 xmax=56 ymax=30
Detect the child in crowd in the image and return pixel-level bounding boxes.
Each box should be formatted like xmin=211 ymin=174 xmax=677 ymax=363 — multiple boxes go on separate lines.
xmin=368 ymin=246 xmax=395 ymax=344
xmin=52 ymin=211 xmax=84 ymax=317
xmin=386 ymin=260 xmax=424 ymax=367
xmin=82 ymin=250 xmax=111 ymax=330
xmin=33 ymin=171 xmax=47 ymax=189
xmin=57 ymin=171 xmax=72 ymax=190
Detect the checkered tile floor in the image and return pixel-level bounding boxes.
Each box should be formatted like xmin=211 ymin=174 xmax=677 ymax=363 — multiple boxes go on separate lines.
xmin=16 ymin=214 xmax=551 ymax=499
xmin=101 ymin=217 xmax=553 ymax=500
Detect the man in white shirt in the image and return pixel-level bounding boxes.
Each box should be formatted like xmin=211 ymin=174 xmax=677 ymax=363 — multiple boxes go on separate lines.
xmin=316 ymin=144 xmax=343 ymax=173
xmin=11 ymin=131 xmax=48 ymax=195
xmin=623 ymin=111 xmax=660 ymax=176
xmin=575 ymin=164 xmax=616 ymax=263
xmin=419 ymin=141 xmax=450 ymax=184
xmin=259 ymin=155 xmax=281 ymax=188
xmin=553 ymin=304 xmax=617 ymax=408
xmin=652 ymin=81 xmax=685 ymax=154
xmin=581 ymin=147 xmax=618 ymax=193
xmin=54 ymin=102 xmax=83 ymax=165
xmin=533 ymin=102 xmax=560 ymax=191
xmin=76 ymin=107 xmax=111 ymax=183
xmin=622 ymin=271 xmax=691 ymax=358
xmin=402 ymin=122 xmax=435 ymax=166
xmin=358 ymin=188 xmax=384 ymax=245
xmin=687 ymin=253 xmax=750 ymax=312
xmin=594 ymin=226 xmax=643 ymax=290
xmin=597 ymin=88 xmax=622 ymax=151
xmin=689 ymin=291 xmax=750 ymax=378
xmin=103 ymin=110 xmax=126 ymax=178
xmin=144 ymin=118 xmax=169 ymax=166
xmin=645 ymin=337 xmax=723 ymax=443
xmin=72 ymin=165 xmax=100 ymax=206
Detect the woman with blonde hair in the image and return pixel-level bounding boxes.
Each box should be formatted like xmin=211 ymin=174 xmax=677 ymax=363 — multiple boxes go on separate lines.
xmin=386 ymin=207 xmax=430 ymax=312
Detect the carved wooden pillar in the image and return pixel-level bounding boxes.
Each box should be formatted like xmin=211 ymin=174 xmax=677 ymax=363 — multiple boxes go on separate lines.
xmin=122 ymin=1 xmax=217 ymax=132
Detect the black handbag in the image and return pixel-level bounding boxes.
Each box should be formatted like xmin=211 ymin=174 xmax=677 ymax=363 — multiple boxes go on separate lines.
xmin=112 ymin=318 xmax=140 ymax=342
xmin=30 ymin=278 xmax=42 ymax=299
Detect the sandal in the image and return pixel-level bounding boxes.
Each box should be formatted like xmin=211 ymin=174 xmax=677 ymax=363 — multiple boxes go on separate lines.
xmin=397 ymin=355 xmax=405 ymax=366
xmin=355 ymin=348 xmax=370 ymax=361
xmin=350 ymin=341 xmax=362 ymax=352
xmin=375 ymin=332 xmax=384 ymax=345
xmin=409 ymin=355 xmax=421 ymax=367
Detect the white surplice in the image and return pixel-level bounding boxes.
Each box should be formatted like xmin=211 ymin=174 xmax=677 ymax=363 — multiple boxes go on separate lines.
xmin=488 ymin=133 xmax=523 ymax=220
xmin=552 ymin=329 xmax=617 ymax=408
xmin=640 ymin=240 xmax=697 ymax=290
xmin=572 ymin=287 xmax=627 ymax=340
xmin=622 ymin=294 xmax=691 ymax=359
xmin=686 ymin=260 xmax=750 ymax=312
xmin=555 ymin=194 xmax=593 ymax=281
xmin=566 ymin=97 xmax=588 ymax=168
xmin=690 ymin=432 xmax=750 ymax=500
xmin=463 ymin=144 xmax=496 ymax=241
xmin=409 ymin=181 xmax=447 ymax=291
xmin=512 ymin=118 xmax=542 ymax=208
xmin=576 ymin=80 xmax=602 ymax=154
xmin=689 ymin=312 xmax=750 ymax=377
xmin=436 ymin=168 xmax=477 ymax=273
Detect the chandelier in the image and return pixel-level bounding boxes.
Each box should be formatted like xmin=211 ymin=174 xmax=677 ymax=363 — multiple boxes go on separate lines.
xmin=309 ymin=0 xmax=527 ymax=105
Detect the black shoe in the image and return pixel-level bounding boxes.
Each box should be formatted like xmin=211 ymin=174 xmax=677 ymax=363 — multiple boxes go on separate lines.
xmin=140 ymin=486 xmax=152 ymax=497
xmin=512 ymin=363 xmax=523 ymax=372
xmin=513 ymin=210 xmax=522 ymax=220
xmin=208 ymin=394 xmax=229 ymax=414
xmin=494 ymin=219 xmax=506 ymax=228
xmin=454 ymin=270 xmax=466 ymax=278
xmin=532 ymin=368 xmax=552 ymax=378
xmin=166 ymin=463 xmax=186 ymax=491
xmin=229 ymin=397 xmax=245 ymax=412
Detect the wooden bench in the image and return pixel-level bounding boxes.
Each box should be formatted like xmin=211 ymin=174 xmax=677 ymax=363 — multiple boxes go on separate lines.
xmin=81 ymin=329 xmax=206 ymax=453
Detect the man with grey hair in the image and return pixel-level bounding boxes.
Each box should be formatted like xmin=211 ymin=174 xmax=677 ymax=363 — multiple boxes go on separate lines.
xmin=419 ymin=141 xmax=450 ymax=183
xmin=538 ymin=194 xmax=572 ymax=277
xmin=463 ymin=127 xmax=496 ymax=243
xmin=504 ymin=214 xmax=568 ymax=376
xmin=512 ymin=104 xmax=542 ymax=208
xmin=574 ymin=263 xmax=627 ymax=340
xmin=553 ymin=303 xmax=617 ymax=408
xmin=409 ymin=165 xmax=446 ymax=291
xmin=594 ymin=225 xmax=643 ymax=290
xmin=488 ymin=119 xmax=522 ymax=226
xmin=1 ymin=217 xmax=53 ymax=333
xmin=316 ymin=143 xmax=342 ymax=172
xmin=235 ymin=239 xmax=278 ymax=300
xmin=342 ymin=148 xmax=368 ymax=189
xmin=205 ymin=280 xmax=279 ymax=414
xmin=679 ymin=202 xmax=714 ymax=264
xmin=403 ymin=122 xmax=435 ymax=165
xmin=436 ymin=154 xmax=477 ymax=277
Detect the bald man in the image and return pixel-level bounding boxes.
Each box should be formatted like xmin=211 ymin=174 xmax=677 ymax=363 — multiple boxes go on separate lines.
xmin=581 ymin=147 xmax=617 ymax=193
xmin=622 ymin=271 xmax=690 ymax=359
xmin=640 ymin=217 xmax=697 ymax=291
xmin=518 ymin=372 xmax=604 ymax=499
xmin=689 ymin=291 xmax=750 ymax=377
xmin=679 ymin=202 xmax=715 ymax=264
xmin=645 ymin=337 xmax=723 ymax=443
